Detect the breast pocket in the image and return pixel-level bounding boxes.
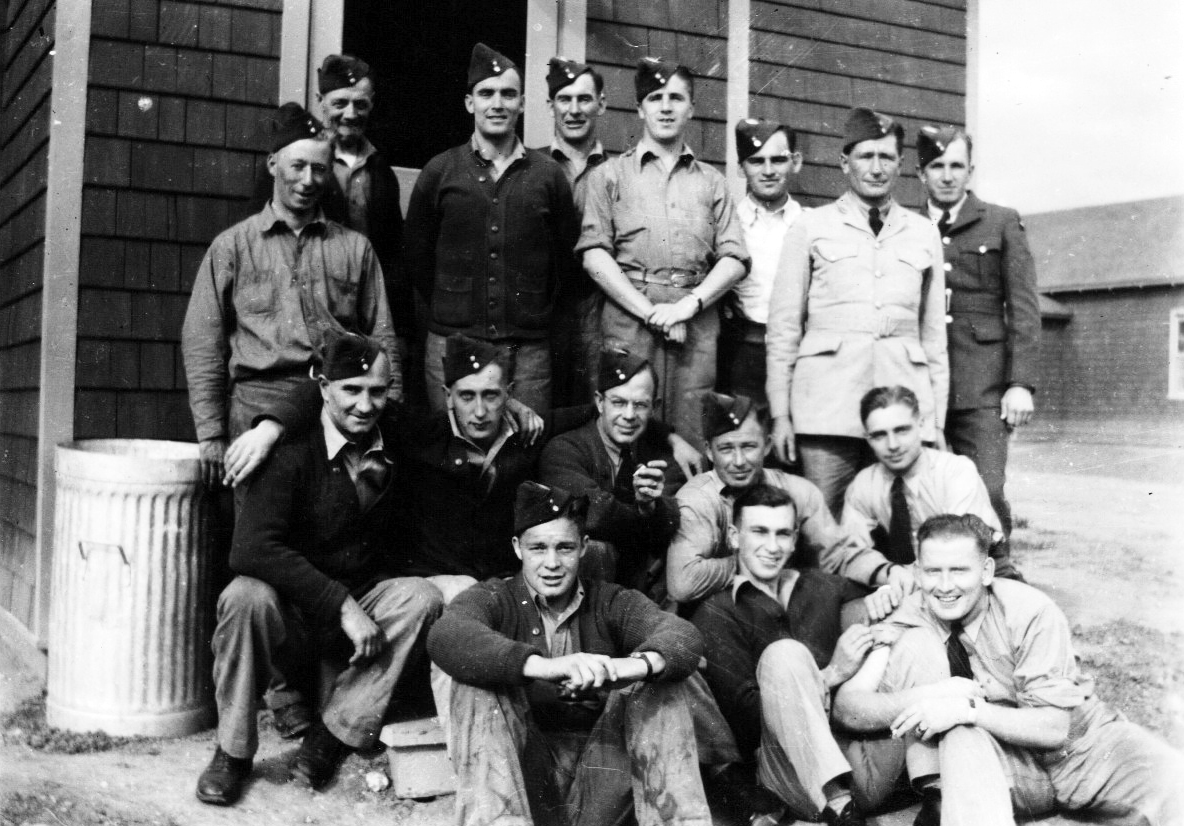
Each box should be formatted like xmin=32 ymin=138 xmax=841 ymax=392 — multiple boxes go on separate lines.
xmin=326 ymin=275 xmax=359 ymax=319
xmin=432 ymin=274 xmax=474 ymax=327
xmin=234 ymin=269 xmax=277 ymax=315
xmin=968 ymin=243 xmax=1002 ymax=282
xmin=896 ymin=246 xmax=932 ymax=273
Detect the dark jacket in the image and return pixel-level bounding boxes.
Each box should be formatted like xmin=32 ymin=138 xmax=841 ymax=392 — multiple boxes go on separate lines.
xmin=263 ymin=383 xmax=595 ymax=580
xmin=939 ymin=192 xmax=1041 ymax=409
xmin=404 ymin=144 xmax=580 ymax=340
xmin=690 ymin=569 xmax=863 ymax=756
xmin=428 ymin=573 xmax=703 ymax=688
xmin=230 ymin=415 xmax=400 ymax=628
xmin=539 ymin=418 xmax=683 ymax=585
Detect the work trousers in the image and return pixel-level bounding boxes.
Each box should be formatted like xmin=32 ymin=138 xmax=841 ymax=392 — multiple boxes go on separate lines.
xmin=211 ymin=575 xmax=442 ymax=759
xmin=424 ymin=331 xmax=551 ymax=417
xmin=551 ymin=290 xmax=604 ymax=407
xmin=450 ymin=678 xmax=712 ymax=826
xmin=424 ymin=574 xmax=478 ymax=756
xmin=945 ymin=407 xmax=1013 ymax=537
xmin=796 ymin=435 xmax=875 ymax=520
xmin=601 ymin=282 xmax=719 ymax=450
xmin=716 ymin=316 xmax=768 ymax=406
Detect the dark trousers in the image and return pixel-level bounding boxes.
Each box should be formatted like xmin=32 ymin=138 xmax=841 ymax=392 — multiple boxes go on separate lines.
xmin=945 ymin=407 xmax=1013 ymax=537
xmin=716 ymin=314 xmax=768 ymax=406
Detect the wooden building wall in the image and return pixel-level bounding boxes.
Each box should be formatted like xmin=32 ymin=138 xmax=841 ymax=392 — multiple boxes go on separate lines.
xmin=0 ymin=0 xmax=53 ymax=628
xmin=77 ymin=0 xmax=281 ymax=441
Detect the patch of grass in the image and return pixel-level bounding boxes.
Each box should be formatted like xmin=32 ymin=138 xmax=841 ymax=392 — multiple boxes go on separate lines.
xmin=0 ymin=692 xmax=151 ymax=754
xmin=1073 ymin=619 xmax=1184 ymax=744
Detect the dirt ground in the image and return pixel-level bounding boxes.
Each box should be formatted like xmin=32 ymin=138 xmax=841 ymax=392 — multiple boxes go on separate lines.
xmin=2 ymin=435 xmax=1182 ymax=826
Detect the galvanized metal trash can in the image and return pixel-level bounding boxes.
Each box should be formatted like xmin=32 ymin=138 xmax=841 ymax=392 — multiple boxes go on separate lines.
xmin=47 ymin=439 xmax=215 ymax=736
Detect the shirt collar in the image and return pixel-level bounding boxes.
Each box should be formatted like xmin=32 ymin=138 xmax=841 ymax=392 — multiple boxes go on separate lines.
xmin=470 ymin=133 xmax=527 ymax=167
xmin=551 ymin=137 xmax=605 ymax=165
xmin=937 ymin=591 xmax=991 ymax=643
xmin=731 ymin=568 xmax=800 ymax=609
xmin=636 ymin=136 xmax=695 ymax=169
xmin=320 ymin=406 xmax=385 ymax=461
xmin=255 ymin=199 xmax=327 ymax=236
xmin=927 ymin=194 xmax=968 ymax=223
xmin=333 ymin=136 xmax=377 ymax=169
xmin=842 ymin=191 xmax=895 ymax=222
xmin=447 ymin=406 xmax=517 ymax=457
xmin=738 ymin=193 xmax=801 ymax=228
xmin=525 ymin=576 xmax=585 ymax=619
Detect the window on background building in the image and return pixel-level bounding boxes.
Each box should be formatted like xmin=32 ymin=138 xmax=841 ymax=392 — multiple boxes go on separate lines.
xmin=342 ymin=0 xmax=528 ymax=170
xmin=1170 ymin=308 xmax=1184 ymax=400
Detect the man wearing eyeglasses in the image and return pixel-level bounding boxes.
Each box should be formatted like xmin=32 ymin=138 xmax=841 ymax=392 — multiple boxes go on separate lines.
xmin=719 ymin=119 xmax=805 ymax=405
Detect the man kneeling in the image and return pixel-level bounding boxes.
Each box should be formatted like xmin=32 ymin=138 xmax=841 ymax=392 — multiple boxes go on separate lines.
xmin=428 ymin=481 xmax=712 ymax=826
xmin=195 ymin=330 xmax=442 ymax=805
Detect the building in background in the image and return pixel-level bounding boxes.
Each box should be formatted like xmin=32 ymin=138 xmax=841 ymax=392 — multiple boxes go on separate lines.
xmin=1026 ymin=195 xmax=1184 ymax=440
xmin=0 ymin=0 xmax=969 ymax=638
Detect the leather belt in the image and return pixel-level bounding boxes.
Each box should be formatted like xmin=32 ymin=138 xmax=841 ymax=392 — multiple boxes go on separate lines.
xmin=625 ymin=267 xmax=707 ymax=289
xmin=807 ymin=314 xmax=920 ymax=339
xmin=949 ymin=292 xmax=1004 ymax=315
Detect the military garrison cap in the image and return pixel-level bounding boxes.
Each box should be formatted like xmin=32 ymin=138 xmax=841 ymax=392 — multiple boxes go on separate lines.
xmin=702 ymin=391 xmax=755 ymax=443
xmin=916 ymin=124 xmax=964 ymax=169
xmin=597 ymin=349 xmax=652 ymax=393
xmin=514 ymin=481 xmax=586 ymax=536
xmin=842 ymin=107 xmax=903 ymax=154
xmin=547 ymin=57 xmax=592 ymax=98
xmin=634 ymin=57 xmax=685 ymax=102
xmin=442 ymin=334 xmax=507 ymax=387
xmin=318 ymin=54 xmax=371 ymax=94
xmin=315 ymin=328 xmax=383 ymax=381
xmin=468 ymin=43 xmax=518 ymax=90
xmin=735 ymin=118 xmax=794 ymax=163
xmin=268 ymin=102 xmax=325 ymax=153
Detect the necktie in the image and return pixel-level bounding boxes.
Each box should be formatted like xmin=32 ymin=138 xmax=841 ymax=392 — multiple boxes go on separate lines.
xmin=947 ymin=622 xmax=974 ymax=680
xmin=614 ymin=445 xmax=638 ymax=504
xmin=868 ymin=206 xmax=883 ymax=236
xmin=885 ymin=475 xmax=914 ymax=563
xmin=937 ymin=209 xmax=952 ymax=240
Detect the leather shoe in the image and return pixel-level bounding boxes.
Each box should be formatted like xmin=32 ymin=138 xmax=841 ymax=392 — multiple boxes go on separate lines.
xmin=914 ymin=788 xmax=941 ymax=826
xmin=291 ymin=720 xmax=348 ymax=790
xmin=704 ymin=763 xmax=786 ymax=824
xmin=195 ymin=746 xmax=252 ymax=806
xmin=271 ymin=702 xmax=313 ymax=739
xmin=822 ymin=799 xmax=866 ymax=826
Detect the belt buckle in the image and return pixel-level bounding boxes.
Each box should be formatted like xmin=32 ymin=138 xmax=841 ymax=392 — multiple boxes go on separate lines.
xmin=876 ymin=315 xmax=893 ymax=339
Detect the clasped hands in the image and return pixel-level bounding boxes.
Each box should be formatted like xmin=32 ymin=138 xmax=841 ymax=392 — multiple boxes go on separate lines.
xmin=644 ymin=295 xmax=700 ymax=343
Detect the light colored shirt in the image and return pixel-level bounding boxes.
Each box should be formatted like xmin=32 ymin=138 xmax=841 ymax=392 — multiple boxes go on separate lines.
xmin=181 ymin=201 xmax=399 ymax=442
xmin=666 ymin=467 xmax=886 ymax=603
xmin=926 ymin=194 xmax=968 ymax=226
xmin=841 ymin=447 xmax=1003 ymax=550
xmin=886 ymin=578 xmax=1092 ymax=711
xmin=733 ymin=194 xmax=802 ymax=324
xmin=471 ymin=133 xmax=526 ymax=182
xmin=549 ymin=138 xmax=606 ymax=212
xmin=525 ymin=578 xmax=586 ymax=657
xmin=333 ymin=137 xmax=378 ymax=236
xmin=576 ymin=142 xmax=750 ymax=277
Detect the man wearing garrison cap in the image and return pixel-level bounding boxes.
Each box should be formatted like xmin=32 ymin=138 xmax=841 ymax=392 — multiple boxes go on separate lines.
xmin=405 ymin=43 xmax=580 ymax=417
xmin=428 ymin=480 xmax=714 ymax=826
xmin=915 ymin=124 xmax=1040 ymax=547
xmin=535 ymin=56 xmax=610 ymax=407
xmin=719 ymin=118 xmax=805 ymax=404
xmin=667 ymin=391 xmax=890 ymax=607
xmin=578 ymin=56 xmax=749 ymax=449
xmin=766 ymin=106 xmax=948 ymax=517
xmin=195 ymin=329 xmax=441 ymax=805
xmin=183 ymin=101 xmax=400 ymax=493
xmin=539 ymin=349 xmax=685 ymax=594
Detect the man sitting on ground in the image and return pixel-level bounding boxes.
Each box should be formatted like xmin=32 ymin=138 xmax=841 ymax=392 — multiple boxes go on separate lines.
xmin=667 ymin=391 xmax=903 ymax=607
xmin=195 ymin=330 xmax=442 ymax=805
xmin=834 ymin=514 xmax=1183 ymax=825
xmin=428 ymin=481 xmax=714 ymax=826
xmin=842 ymin=385 xmax=1019 ymax=622
xmin=692 ymin=484 xmax=875 ymax=825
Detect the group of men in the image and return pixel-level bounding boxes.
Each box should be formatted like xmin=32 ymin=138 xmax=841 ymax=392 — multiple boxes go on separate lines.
xmin=179 ymin=41 xmax=1182 ymax=826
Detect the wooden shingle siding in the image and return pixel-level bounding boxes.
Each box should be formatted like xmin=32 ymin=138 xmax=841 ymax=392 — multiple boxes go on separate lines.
xmin=80 ymin=0 xmax=282 ymax=442
xmin=585 ymin=3 xmax=730 ymax=165
xmin=0 ymin=0 xmax=54 ymax=627
xmin=750 ymin=0 xmax=965 ymax=206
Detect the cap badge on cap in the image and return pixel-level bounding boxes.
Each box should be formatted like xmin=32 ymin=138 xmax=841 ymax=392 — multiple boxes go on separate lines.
xmin=615 ymin=369 xmax=627 ymax=381
xmin=728 ymin=412 xmax=741 ymax=427
xmin=492 ymin=60 xmax=501 ymax=72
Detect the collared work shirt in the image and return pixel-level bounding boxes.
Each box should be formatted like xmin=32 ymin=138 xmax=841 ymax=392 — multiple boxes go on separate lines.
xmin=576 ymin=142 xmax=749 ymax=277
xmin=548 ymin=138 xmax=606 ymax=213
xmin=526 ymin=579 xmax=586 ymax=657
xmin=447 ymin=408 xmax=518 ymax=488
xmin=666 ymin=468 xmax=884 ymax=604
xmin=730 ymin=568 xmax=800 ymax=611
xmin=333 ymin=138 xmax=378 ymax=237
xmin=733 ymin=194 xmax=803 ymax=324
xmin=181 ymin=201 xmax=398 ymax=442
xmin=841 ymin=447 xmax=1003 ymax=551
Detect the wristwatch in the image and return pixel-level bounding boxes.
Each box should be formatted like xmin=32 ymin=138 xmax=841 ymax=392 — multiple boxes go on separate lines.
xmin=967 ymin=697 xmax=978 ymax=725
xmin=630 ymin=651 xmax=654 ymax=681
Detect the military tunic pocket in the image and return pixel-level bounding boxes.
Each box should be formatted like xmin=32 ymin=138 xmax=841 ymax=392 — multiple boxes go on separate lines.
xmin=234 ymin=269 xmax=277 ymax=315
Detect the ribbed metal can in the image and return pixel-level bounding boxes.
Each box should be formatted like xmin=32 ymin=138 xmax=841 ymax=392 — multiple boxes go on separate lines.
xmin=47 ymin=439 xmax=215 ymax=736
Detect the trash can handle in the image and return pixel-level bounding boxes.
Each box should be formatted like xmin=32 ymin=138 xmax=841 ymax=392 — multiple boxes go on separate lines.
xmin=79 ymin=541 xmax=129 ymax=566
